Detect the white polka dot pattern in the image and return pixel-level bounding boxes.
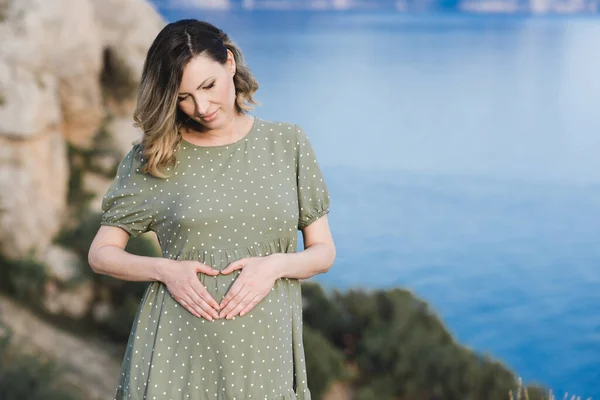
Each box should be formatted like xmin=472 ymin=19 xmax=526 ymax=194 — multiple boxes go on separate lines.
xmin=99 ymin=118 xmax=330 ymax=399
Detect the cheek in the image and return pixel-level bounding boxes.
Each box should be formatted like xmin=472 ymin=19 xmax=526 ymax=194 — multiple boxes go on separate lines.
xmin=178 ymin=102 xmax=194 ymax=116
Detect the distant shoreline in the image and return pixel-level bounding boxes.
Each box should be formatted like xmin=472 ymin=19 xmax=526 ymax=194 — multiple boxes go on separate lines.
xmin=151 ymin=0 xmax=599 ymax=15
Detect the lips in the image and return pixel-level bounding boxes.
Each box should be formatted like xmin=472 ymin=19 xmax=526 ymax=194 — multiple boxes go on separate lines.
xmin=200 ymin=109 xmax=218 ymax=121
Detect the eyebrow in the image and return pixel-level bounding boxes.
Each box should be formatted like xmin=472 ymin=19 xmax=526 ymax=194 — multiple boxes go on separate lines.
xmin=178 ymin=77 xmax=214 ymax=96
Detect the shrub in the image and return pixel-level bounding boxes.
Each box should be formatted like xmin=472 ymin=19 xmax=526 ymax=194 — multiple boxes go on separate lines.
xmin=55 ymin=211 xmax=159 ymax=340
xmin=0 ymin=251 xmax=47 ymax=304
xmin=64 ymin=119 xmax=121 ymax=220
xmin=304 ymin=325 xmax=348 ymax=399
xmin=301 ymin=282 xmax=551 ymax=400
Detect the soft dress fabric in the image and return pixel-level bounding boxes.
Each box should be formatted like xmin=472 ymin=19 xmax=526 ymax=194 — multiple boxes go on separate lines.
xmin=100 ymin=117 xmax=330 ymax=400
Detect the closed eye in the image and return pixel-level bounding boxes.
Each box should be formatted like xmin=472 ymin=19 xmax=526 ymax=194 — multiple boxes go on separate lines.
xmin=177 ymin=80 xmax=215 ymax=102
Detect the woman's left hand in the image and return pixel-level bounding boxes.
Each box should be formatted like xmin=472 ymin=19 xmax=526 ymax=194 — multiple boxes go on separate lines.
xmin=218 ymin=255 xmax=281 ymax=319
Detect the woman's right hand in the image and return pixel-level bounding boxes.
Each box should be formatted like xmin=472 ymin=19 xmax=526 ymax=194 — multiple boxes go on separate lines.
xmin=159 ymin=260 xmax=221 ymax=320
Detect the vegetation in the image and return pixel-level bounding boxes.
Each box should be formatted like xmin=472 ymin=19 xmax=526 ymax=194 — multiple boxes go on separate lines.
xmin=0 ymin=251 xmax=48 ymax=304
xmin=0 ymin=0 xmax=9 ymax=23
xmin=64 ymin=118 xmax=120 ymax=220
xmin=55 ymin=211 xmax=159 ymax=341
xmin=301 ymin=282 xmax=550 ymax=400
xmin=0 ymin=156 xmax=584 ymax=399
xmin=0 ymin=256 xmax=588 ymax=399
xmin=303 ymin=325 xmax=349 ymax=399
xmin=0 ymin=319 xmax=83 ymax=400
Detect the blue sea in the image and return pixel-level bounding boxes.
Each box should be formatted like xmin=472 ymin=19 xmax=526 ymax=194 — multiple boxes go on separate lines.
xmin=156 ymin=7 xmax=600 ymax=398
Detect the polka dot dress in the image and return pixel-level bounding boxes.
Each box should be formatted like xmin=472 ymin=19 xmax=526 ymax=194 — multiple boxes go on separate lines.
xmin=100 ymin=117 xmax=330 ymax=400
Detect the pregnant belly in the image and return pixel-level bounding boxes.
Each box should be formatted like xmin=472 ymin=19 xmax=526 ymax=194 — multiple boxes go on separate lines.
xmin=129 ymin=278 xmax=298 ymax=397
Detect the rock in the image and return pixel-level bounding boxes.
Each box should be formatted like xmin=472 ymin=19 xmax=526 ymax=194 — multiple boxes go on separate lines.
xmin=89 ymin=0 xmax=165 ymax=87
xmin=0 ymin=0 xmax=165 ymax=259
xmin=43 ymin=245 xmax=82 ymax=283
xmin=0 ymin=293 xmax=122 ymax=400
xmin=0 ymin=64 xmax=62 ymax=139
xmin=90 ymin=0 xmax=165 ymax=117
xmin=0 ymin=131 xmax=68 ymax=260
xmin=43 ymin=279 xmax=95 ymax=319
xmin=0 ymin=0 xmax=103 ymax=146
xmin=106 ymin=116 xmax=145 ymax=153
xmin=59 ymin=76 xmax=105 ymax=149
xmin=92 ymin=300 xmax=113 ymax=324
xmin=84 ymin=171 xmax=112 ymax=212
xmin=323 ymin=381 xmax=352 ymax=400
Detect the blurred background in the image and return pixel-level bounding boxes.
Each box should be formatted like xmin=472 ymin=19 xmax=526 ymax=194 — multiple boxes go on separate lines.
xmin=0 ymin=0 xmax=598 ymax=399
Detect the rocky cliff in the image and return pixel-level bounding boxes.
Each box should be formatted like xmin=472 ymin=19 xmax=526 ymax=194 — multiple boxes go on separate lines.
xmin=0 ymin=0 xmax=164 ymax=261
xmin=0 ymin=1 xmax=165 ymax=396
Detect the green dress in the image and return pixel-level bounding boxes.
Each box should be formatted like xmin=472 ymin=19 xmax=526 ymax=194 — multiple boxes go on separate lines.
xmin=100 ymin=117 xmax=330 ymax=400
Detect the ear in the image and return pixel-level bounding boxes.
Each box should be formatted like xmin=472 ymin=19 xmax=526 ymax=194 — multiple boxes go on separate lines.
xmin=226 ymin=49 xmax=236 ymax=76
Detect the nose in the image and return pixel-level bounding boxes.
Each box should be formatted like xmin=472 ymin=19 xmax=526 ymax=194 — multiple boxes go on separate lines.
xmin=194 ymin=95 xmax=210 ymax=116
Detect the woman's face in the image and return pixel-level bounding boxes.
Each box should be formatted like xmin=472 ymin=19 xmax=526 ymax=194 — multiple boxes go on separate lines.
xmin=177 ymin=51 xmax=236 ymax=129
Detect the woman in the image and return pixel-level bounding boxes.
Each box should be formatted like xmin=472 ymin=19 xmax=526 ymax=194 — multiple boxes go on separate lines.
xmin=88 ymin=19 xmax=335 ymax=400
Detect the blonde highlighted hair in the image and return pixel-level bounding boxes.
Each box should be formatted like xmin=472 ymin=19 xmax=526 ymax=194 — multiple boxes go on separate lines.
xmin=132 ymin=19 xmax=259 ymax=178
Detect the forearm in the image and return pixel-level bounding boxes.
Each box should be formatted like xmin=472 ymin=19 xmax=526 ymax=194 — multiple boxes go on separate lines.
xmin=269 ymin=243 xmax=336 ymax=280
xmin=88 ymin=244 xmax=171 ymax=283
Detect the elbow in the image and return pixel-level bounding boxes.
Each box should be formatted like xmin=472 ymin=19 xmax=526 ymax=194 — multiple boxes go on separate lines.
xmin=87 ymin=247 xmax=98 ymax=273
xmin=87 ymin=246 xmax=103 ymax=275
xmin=321 ymin=244 xmax=336 ymax=273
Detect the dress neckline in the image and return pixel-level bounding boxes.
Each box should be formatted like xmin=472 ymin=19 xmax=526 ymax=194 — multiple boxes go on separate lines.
xmin=180 ymin=116 xmax=258 ymax=150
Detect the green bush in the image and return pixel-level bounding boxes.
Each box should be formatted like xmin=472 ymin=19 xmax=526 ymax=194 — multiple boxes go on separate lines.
xmin=64 ymin=120 xmax=121 ymax=220
xmin=301 ymin=282 xmax=549 ymax=400
xmin=0 ymin=355 xmax=83 ymax=400
xmin=56 ymin=211 xmax=159 ymax=340
xmin=0 ymin=252 xmax=47 ymax=304
xmin=304 ymin=325 xmax=348 ymax=399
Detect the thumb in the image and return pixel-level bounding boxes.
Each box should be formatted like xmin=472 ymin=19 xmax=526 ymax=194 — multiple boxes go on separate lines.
xmin=196 ymin=262 xmax=220 ymax=275
xmin=221 ymin=259 xmax=246 ymax=275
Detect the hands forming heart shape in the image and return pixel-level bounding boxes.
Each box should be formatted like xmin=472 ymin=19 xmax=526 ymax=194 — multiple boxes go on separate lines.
xmin=162 ymin=255 xmax=281 ymax=321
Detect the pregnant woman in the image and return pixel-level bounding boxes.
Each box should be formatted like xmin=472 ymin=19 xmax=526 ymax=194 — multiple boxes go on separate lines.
xmin=88 ymin=19 xmax=335 ymax=400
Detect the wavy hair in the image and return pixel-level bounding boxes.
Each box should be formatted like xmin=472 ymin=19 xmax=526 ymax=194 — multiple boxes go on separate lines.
xmin=132 ymin=19 xmax=259 ymax=178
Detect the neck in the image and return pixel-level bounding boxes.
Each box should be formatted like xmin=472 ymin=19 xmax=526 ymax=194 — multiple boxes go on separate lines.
xmin=183 ymin=114 xmax=253 ymax=146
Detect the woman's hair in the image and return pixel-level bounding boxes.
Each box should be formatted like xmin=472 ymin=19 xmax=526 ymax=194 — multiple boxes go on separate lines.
xmin=132 ymin=19 xmax=259 ymax=178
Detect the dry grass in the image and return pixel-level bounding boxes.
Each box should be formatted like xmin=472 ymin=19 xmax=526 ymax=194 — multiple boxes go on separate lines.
xmin=510 ymin=377 xmax=592 ymax=400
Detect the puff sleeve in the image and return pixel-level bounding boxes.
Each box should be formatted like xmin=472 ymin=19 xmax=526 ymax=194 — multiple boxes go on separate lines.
xmin=295 ymin=124 xmax=331 ymax=230
xmin=100 ymin=144 xmax=155 ymax=237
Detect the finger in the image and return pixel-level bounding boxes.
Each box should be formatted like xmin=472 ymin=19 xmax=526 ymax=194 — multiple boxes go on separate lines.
xmin=225 ymin=293 xmax=255 ymax=319
xmin=221 ymin=259 xmax=246 ymax=275
xmin=196 ymin=261 xmax=220 ymax=276
xmin=239 ymin=294 xmax=262 ymax=317
xmin=190 ymin=280 xmax=220 ymax=312
xmin=219 ymin=280 xmax=245 ymax=310
xmin=187 ymin=290 xmax=219 ymax=320
xmin=178 ymin=297 xmax=212 ymax=320
xmin=179 ymin=295 xmax=213 ymax=320
xmin=220 ymin=289 xmax=250 ymax=318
